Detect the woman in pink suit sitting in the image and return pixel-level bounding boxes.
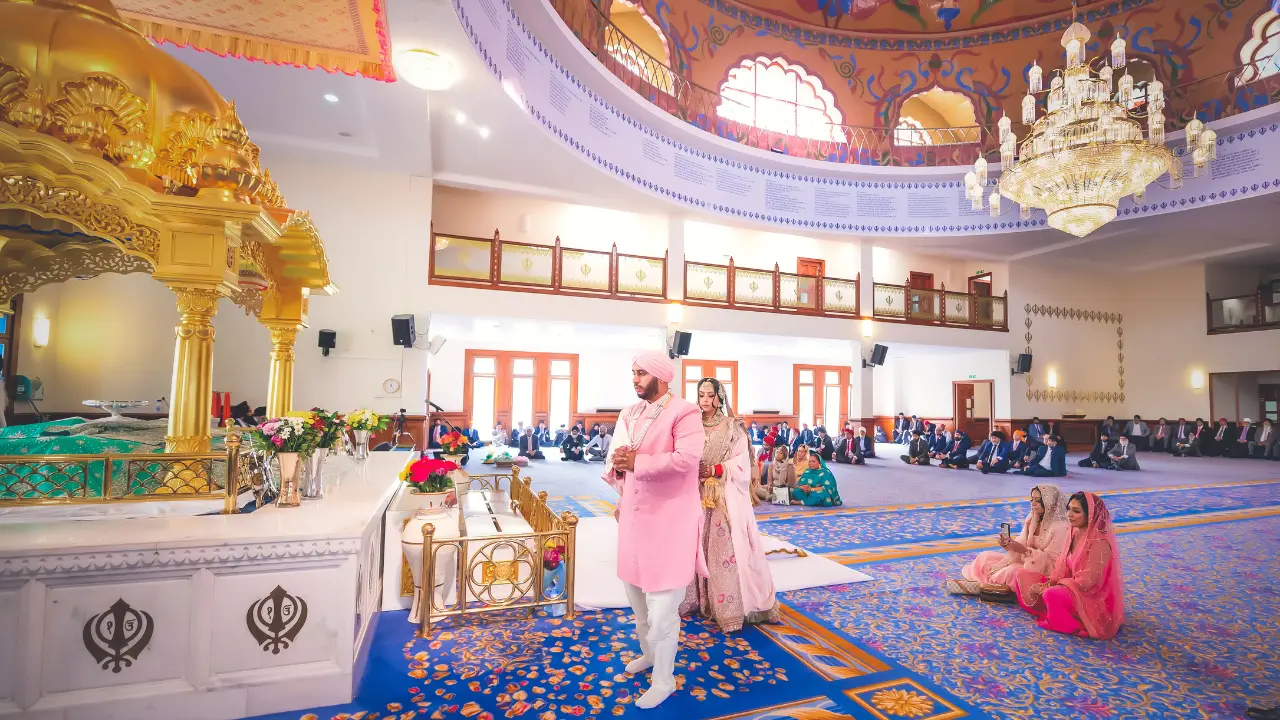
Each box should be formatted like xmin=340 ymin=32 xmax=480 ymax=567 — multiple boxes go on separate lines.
xmin=1012 ymin=492 xmax=1124 ymax=639
xmin=953 ymin=484 xmax=1069 ymax=592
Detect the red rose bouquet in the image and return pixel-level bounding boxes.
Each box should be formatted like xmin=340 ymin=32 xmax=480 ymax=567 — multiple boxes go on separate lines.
xmin=399 ymin=457 xmax=458 ymax=493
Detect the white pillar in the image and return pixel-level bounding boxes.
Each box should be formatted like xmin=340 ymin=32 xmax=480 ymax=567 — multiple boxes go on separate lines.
xmin=851 ymin=240 xmax=876 ymax=426
xmin=666 ymin=215 xmax=684 ymax=302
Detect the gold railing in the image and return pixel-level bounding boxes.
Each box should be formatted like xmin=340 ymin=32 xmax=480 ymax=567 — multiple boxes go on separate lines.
xmin=872 ymin=281 xmax=1007 ymax=330
xmin=0 ymin=435 xmax=248 ymax=514
xmin=431 ymin=229 xmax=667 ymax=301
xmin=684 ymin=258 xmax=860 ymax=317
xmin=417 ymin=466 xmax=578 ymax=637
xmin=548 ymin=0 xmax=1280 ymax=167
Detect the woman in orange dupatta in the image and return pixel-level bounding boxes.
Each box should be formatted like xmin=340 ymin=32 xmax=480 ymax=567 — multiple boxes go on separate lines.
xmin=1012 ymin=491 xmax=1124 ymax=639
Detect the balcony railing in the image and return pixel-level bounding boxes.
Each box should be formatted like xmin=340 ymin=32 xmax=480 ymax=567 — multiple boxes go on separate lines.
xmin=1207 ymin=290 xmax=1280 ymax=334
xmin=873 ymin=280 xmax=1007 ymax=331
xmin=547 ymin=0 xmax=1280 ymax=168
xmin=684 ymin=259 xmax=859 ymax=317
xmin=429 ymin=229 xmax=667 ymax=301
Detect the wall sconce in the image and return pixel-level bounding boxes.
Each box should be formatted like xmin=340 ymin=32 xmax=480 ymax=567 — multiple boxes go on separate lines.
xmin=666 ymin=302 xmax=683 ymax=324
xmin=1047 ymin=369 xmax=1058 ymax=389
xmin=1190 ymin=370 xmax=1205 ymax=390
xmin=861 ymin=318 xmax=874 ymax=338
xmin=33 ymin=317 xmax=50 ymax=347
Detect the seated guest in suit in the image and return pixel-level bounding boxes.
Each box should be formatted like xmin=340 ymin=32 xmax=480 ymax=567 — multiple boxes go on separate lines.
xmin=852 ymin=427 xmax=875 ymax=465
xmin=517 ymin=426 xmax=545 ymax=459
xmin=892 ymin=413 xmax=909 ymax=443
xmin=427 ymin=419 xmax=444 ymax=450
xmin=1171 ymin=418 xmax=1191 ymax=452
xmin=1106 ymin=434 xmax=1140 ymax=470
xmin=510 ymin=422 xmax=524 ymax=446
xmin=1007 ymin=431 xmax=1032 ymax=471
xmin=1174 ymin=418 xmax=1207 ymax=457
xmin=1026 ymin=417 xmax=1048 ymax=447
xmin=535 ymin=422 xmax=552 ymax=446
xmin=748 ymin=422 xmax=763 ymax=445
xmin=908 ymin=415 xmax=925 ymax=438
xmin=1203 ymin=418 xmax=1233 ymax=457
xmin=875 ymin=425 xmax=889 ymax=443
xmin=1148 ymin=418 xmax=1173 ymax=452
xmin=935 ymin=423 xmax=952 ymax=448
xmin=1252 ymin=418 xmax=1277 ymax=459
xmin=1228 ymin=418 xmax=1256 ymax=458
xmin=553 ymin=424 xmax=566 ymax=446
xmin=814 ymin=428 xmax=836 ymax=462
xmin=973 ymin=431 xmax=1011 ymax=474
xmin=491 ymin=422 xmax=507 ymax=447
xmin=466 ymin=425 xmax=481 ymax=445
xmin=1123 ymin=415 xmax=1151 ymax=450
xmin=1023 ymin=435 xmax=1068 ymax=477
xmin=924 ymin=424 xmax=941 ymax=454
xmin=583 ymin=425 xmax=612 ymax=461
xmin=1079 ymin=432 xmax=1117 ymax=468
xmin=1099 ymin=416 xmax=1119 ymax=441
xmin=939 ymin=430 xmax=973 ymax=469
xmin=834 ymin=429 xmax=855 ymax=464
xmin=901 ymin=429 xmax=931 ymax=465
xmin=559 ymin=426 xmax=585 ymax=461
xmin=928 ymin=425 xmax=951 ymax=461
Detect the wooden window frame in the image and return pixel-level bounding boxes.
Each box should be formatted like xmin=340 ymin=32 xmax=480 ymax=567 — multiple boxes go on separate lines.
xmin=793 ymin=364 xmax=850 ymax=431
xmin=463 ymin=350 xmax=579 ymax=431
xmin=681 ymin=359 xmax=739 ymax=411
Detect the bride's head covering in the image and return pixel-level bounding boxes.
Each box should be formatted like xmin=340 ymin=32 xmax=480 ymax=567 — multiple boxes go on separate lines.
xmin=698 ymin=377 xmax=731 ymax=416
xmin=1030 ymin=484 xmax=1069 ymax=526
xmin=1050 ymin=492 xmax=1124 ymax=639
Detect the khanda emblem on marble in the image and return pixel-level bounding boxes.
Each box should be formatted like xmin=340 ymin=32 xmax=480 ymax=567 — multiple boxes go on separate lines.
xmin=82 ymin=599 xmax=154 ymax=673
xmin=246 ymin=585 xmax=308 ymax=654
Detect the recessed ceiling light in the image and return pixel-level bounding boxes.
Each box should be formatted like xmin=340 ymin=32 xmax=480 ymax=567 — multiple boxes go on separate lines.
xmin=395 ymin=49 xmax=459 ymax=91
xmin=338 ymin=131 xmax=352 ymax=137
xmin=477 ymin=126 xmax=490 ymax=139
xmin=454 ymin=110 xmax=467 ymax=124
xmin=324 ymin=93 xmax=339 ymax=103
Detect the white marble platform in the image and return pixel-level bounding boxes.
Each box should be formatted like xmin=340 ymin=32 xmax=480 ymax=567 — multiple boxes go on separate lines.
xmin=0 ymin=452 xmax=411 ymax=720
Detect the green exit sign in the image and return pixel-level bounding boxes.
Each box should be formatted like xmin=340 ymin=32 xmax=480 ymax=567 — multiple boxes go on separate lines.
xmin=968 ymin=374 xmax=978 ymax=379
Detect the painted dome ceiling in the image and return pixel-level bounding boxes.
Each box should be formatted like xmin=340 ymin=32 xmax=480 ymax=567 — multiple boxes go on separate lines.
xmin=731 ymin=0 xmax=1101 ymax=34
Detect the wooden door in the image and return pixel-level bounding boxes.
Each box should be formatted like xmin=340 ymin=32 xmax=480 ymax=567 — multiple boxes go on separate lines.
xmin=909 ymin=272 xmax=935 ymax=319
xmin=909 ymin=272 xmax=934 ymax=289
xmin=953 ymin=382 xmax=986 ymax=440
xmin=797 ymin=258 xmax=825 ymax=277
xmin=969 ymin=274 xmax=993 ymax=324
xmin=795 ymin=365 xmax=849 ymax=431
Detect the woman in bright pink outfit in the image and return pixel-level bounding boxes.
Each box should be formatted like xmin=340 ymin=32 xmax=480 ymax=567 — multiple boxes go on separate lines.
xmin=1013 ymin=492 xmax=1124 ymax=639
xmin=959 ymin=484 xmax=1069 ymax=588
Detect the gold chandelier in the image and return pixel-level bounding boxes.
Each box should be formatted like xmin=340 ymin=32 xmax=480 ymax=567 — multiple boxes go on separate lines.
xmin=965 ymin=15 xmax=1216 ymax=237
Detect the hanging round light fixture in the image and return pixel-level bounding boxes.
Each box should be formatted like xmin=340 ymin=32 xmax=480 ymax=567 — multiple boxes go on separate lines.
xmin=395 ymin=49 xmax=460 ymax=91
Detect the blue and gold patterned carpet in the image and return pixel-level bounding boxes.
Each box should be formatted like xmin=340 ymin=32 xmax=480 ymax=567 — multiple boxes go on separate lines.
xmin=256 ymin=479 xmax=1280 ymax=720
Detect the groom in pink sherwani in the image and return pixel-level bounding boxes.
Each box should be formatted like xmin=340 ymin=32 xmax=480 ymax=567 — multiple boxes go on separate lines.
xmin=605 ymin=350 xmax=704 ymax=709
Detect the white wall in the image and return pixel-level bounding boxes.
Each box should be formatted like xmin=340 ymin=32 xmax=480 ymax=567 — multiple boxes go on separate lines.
xmin=878 ymin=350 xmax=1011 ymax=419
xmin=872 ymin=246 xmax=1008 ymax=295
xmin=683 ymin=221 xmax=859 ymax=279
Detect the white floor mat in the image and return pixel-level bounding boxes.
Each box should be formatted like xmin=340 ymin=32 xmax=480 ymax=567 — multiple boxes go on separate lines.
xmin=573 ymin=516 xmax=872 ymax=610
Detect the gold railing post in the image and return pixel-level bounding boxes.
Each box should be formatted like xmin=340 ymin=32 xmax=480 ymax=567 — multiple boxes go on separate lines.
xmin=164 ymin=286 xmax=221 ymax=452
xmin=102 ymin=454 xmax=113 ymax=499
xmin=417 ymin=523 xmax=436 ymax=638
xmin=563 ymin=511 xmax=578 ymax=620
xmin=224 ymin=433 xmax=242 ymax=514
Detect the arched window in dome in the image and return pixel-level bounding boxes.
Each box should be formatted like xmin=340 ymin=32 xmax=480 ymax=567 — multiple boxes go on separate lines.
xmin=893 ymin=117 xmax=932 ymax=146
xmin=604 ymin=0 xmax=674 ymax=93
xmin=717 ymin=57 xmax=844 ymax=143
xmin=893 ymin=87 xmax=980 ymax=146
xmin=1238 ymin=10 xmax=1280 ymax=85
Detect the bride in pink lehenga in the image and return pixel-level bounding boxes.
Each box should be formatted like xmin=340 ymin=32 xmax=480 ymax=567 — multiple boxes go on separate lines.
xmin=1012 ymin=491 xmax=1125 ymax=640
xmin=680 ymin=377 xmax=778 ymax=632
xmin=952 ymin=484 xmax=1069 ymax=592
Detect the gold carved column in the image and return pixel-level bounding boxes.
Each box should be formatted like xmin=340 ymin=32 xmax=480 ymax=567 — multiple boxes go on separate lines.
xmin=165 ymin=286 xmax=221 ymax=452
xmin=264 ymin=322 xmax=300 ymax=418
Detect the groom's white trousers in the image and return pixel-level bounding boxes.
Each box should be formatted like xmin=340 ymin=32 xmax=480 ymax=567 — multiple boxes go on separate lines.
xmin=622 ymin=581 xmax=683 ymax=689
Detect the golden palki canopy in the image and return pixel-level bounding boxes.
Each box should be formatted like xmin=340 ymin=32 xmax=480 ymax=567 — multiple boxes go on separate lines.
xmin=0 ymin=0 xmax=337 ymax=453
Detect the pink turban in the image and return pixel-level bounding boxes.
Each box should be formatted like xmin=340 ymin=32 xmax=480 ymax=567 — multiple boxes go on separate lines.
xmin=632 ymin=350 xmax=675 ymax=383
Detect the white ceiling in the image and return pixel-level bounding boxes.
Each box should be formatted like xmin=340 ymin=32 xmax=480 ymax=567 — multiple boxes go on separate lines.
xmin=161 ymin=0 xmax=1280 ymax=270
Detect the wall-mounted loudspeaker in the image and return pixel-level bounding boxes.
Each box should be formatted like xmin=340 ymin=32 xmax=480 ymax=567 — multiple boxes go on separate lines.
xmin=1014 ymin=353 xmax=1033 ymax=374
xmin=391 ymin=314 xmax=416 ymax=348
xmin=669 ymin=331 xmax=692 ymax=359
xmin=318 ymin=329 xmax=336 ymax=356
xmin=869 ymin=343 xmax=889 ymax=366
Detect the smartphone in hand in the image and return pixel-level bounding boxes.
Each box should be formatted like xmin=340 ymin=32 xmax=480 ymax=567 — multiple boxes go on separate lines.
xmin=1000 ymin=522 xmax=1012 ymax=543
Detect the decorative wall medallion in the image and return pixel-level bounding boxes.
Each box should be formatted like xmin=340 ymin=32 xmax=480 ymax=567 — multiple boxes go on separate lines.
xmin=246 ymin=585 xmax=308 ymax=654
xmin=83 ymin=598 xmax=154 ymax=673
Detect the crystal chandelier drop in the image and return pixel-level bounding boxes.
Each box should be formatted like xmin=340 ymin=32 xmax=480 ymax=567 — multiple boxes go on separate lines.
xmin=964 ymin=13 xmax=1215 ymax=237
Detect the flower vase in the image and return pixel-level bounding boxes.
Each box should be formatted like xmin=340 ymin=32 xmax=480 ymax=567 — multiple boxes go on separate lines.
xmin=353 ymin=429 xmax=371 ymax=460
xmin=274 ymin=452 xmax=302 ymax=508
xmin=407 ymin=488 xmax=453 ymax=511
xmin=301 ymin=451 xmax=325 ymax=499
xmin=443 ymin=453 xmax=471 ymax=497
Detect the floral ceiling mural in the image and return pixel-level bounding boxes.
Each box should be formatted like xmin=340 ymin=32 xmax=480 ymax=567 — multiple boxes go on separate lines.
xmin=614 ymin=0 xmax=1272 ymax=130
